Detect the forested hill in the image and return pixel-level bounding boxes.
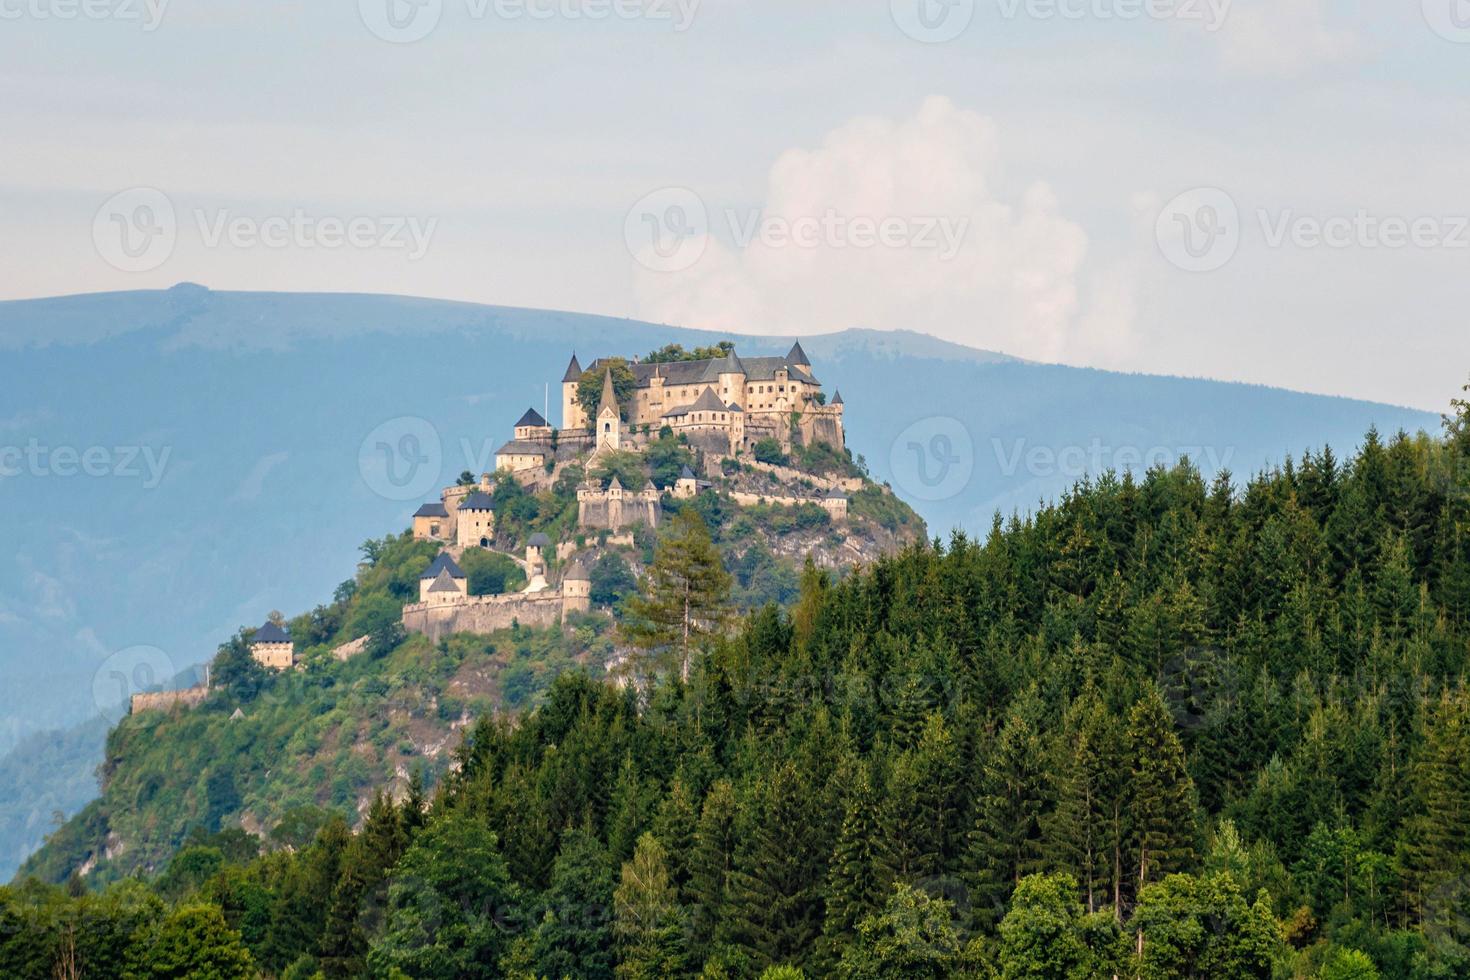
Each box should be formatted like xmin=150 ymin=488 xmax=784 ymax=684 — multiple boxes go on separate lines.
xmin=4 ymin=400 xmax=1470 ymax=979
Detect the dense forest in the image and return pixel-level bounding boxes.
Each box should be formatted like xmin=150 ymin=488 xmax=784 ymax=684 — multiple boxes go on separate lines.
xmin=4 ymin=388 xmax=1470 ymax=979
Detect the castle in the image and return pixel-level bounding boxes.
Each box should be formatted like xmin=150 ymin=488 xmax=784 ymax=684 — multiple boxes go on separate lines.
xmin=235 ymin=342 xmax=852 ymax=674
xmin=492 ymin=342 xmax=845 ymax=473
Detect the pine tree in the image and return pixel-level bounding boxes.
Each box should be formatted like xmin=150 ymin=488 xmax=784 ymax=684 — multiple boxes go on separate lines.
xmin=967 ymin=692 xmax=1050 ymax=926
xmin=622 ymin=510 xmax=733 ymax=681
xmin=614 ymin=833 xmax=688 ymax=980
xmin=688 ymin=779 xmax=739 ymax=963
xmin=822 ymin=762 xmax=884 ymax=963
xmin=721 ymin=764 xmax=827 ymax=971
xmin=1127 ymin=688 xmax=1198 ymax=897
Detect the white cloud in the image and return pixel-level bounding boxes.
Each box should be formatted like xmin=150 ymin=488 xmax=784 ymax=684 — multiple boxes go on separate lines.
xmin=1214 ymin=0 xmax=1357 ymax=77
xmin=632 ymin=96 xmax=1135 ymax=364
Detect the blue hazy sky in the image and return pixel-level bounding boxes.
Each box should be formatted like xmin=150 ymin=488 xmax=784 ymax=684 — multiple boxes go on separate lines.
xmin=2 ymin=0 xmax=1467 ymax=410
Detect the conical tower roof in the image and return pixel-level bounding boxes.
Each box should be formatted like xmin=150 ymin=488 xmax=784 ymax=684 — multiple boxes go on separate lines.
xmin=598 ymin=368 xmax=619 ymax=416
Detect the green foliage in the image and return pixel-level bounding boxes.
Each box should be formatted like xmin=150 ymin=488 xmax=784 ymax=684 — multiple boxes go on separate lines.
xmin=752 ymin=438 xmax=788 ymax=466
xmin=591 ymin=551 xmax=638 ymax=608
xmin=15 ymin=417 xmax=1470 ymax=980
xmin=621 ymin=510 xmax=732 ymax=680
xmin=578 ymin=358 xmax=639 ymax=421
xmin=644 ymin=342 xmax=735 ymax=363
xmin=592 ymin=450 xmax=650 ymax=492
xmin=460 ymin=546 xmax=527 ymax=596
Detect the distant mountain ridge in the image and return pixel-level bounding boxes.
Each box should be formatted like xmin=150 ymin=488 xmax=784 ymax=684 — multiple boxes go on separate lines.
xmin=0 ymin=285 xmax=1439 ymax=877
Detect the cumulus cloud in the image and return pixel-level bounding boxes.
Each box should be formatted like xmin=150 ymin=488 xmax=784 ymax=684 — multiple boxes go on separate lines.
xmin=1214 ymin=0 xmax=1357 ymax=76
xmin=631 ymin=97 xmax=1135 ymax=364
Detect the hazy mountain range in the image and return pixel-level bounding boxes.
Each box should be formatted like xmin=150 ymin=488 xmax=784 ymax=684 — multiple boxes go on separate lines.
xmin=0 ymin=284 xmax=1440 ymax=878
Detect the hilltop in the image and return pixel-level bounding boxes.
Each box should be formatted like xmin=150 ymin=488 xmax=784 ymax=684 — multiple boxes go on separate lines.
xmin=0 ymin=286 xmax=1437 ymax=875
xmin=19 ymin=340 xmax=925 ymax=884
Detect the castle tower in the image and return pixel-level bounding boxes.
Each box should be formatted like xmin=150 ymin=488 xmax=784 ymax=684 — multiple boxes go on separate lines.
xmin=456 ymin=491 xmax=496 ymax=549
xmin=562 ymin=353 xmax=584 ymax=430
xmin=526 ymin=531 xmax=551 ymax=573
xmin=250 ymin=621 xmax=295 ymax=670
xmin=562 ymin=561 xmax=591 ymax=616
xmin=596 ymin=368 xmax=621 ymax=452
xmin=419 ymin=552 xmax=468 ymax=601
xmin=673 ymin=464 xmax=699 ymax=499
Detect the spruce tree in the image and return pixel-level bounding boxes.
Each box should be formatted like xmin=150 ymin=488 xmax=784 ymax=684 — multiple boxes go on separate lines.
xmin=1126 ymin=688 xmax=1198 ymax=896
xmin=622 ymin=510 xmax=733 ymax=681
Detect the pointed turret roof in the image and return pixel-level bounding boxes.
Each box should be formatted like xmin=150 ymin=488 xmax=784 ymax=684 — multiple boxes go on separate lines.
xmin=831 ymin=389 xmax=844 ymax=406
xmin=427 ymin=569 xmax=461 ymax=593
xmin=598 ymin=368 xmax=619 ymax=416
xmin=564 ymin=561 xmax=590 ymax=581
xmin=562 ymin=353 xmax=583 ymax=383
xmin=679 ymin=465 xmax=696 ymax=480
xmin=422 ymin=552 xmax=466 ymax=580
xmin=607 ymin=475 xmax=624 ymax=491
xmin=787 ymin=340 xmax=811 ymax=366
xmin=254 ymin=621 xmax=290 ymax=644
xmin=516 ymin=407 xmax=549 ymax=428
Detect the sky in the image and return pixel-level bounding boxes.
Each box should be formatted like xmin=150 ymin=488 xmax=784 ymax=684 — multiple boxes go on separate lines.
xmin=1 ymin=0 xmax=1467 ymax=412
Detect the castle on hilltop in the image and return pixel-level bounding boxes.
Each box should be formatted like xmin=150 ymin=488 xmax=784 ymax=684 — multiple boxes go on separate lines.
xmin=493 ymin=341 xmax=845 ymax=473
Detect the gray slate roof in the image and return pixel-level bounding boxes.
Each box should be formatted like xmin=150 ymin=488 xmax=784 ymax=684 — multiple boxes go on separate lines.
xmin=414 ymin=502 xmax=449 ymax=518
xmin=496 ymin=440 xmax=549 ymax=457
xmin=564 ymin=561 xmax=590 ymax=581
xmin=529 ymin=532 xmax=551 ymax=547
xmin=427 ymin=569 xmax=461 ymax=593
xmin=422 ymin=552 xmax=466 ymax=580
xmin=254 ymin=621 xmax=290 ymax=644
xmin=562 ymin=353 xmax=583 ymax=383
xmin=460 ymin=491 xmax=495 ymax=511
xmin=515 ymin=408 xmax=549 ymax=428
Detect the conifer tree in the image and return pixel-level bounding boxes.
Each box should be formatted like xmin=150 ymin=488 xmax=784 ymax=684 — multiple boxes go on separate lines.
xmin=622 ymin=510 xmax=733 ymax=681
xmin=614 ymin=833 xmax=688 ymax=979
xmin=1127 ymin=688 xmax=1198 ymax=896
xmin=822 ymin=761 xmax=884 ymax=962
